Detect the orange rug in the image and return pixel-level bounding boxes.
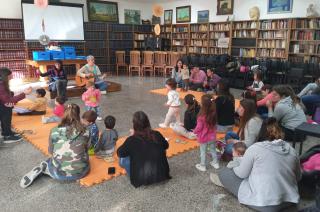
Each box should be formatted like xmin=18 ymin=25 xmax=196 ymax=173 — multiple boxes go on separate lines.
xmin=150 ymin=88 xmax=240 ymax=108
xmin=12 ymin=99 xmax=228 ymax=187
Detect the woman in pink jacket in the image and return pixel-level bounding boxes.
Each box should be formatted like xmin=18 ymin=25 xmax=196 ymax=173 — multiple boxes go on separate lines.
xmin=82 ymin=81 xmax=102 ymax=121
xmin=194 ymin=94 xmax=219 ymax=172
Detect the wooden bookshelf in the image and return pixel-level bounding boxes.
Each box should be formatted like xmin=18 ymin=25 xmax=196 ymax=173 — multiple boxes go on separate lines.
xmin=257 ymin=19 xmax=290 ymax=59
xmin=189 ymin=23 xmax=209 ymax=54
xmin=231 ymin=20 xmax=258 ymax=58
xmin=133 ymin=25 xmax=153 ymax=50
xmin=0 ymin=18 xmax=27 ymax=78
xmin=172 ymin=24 xmax=189 ymax=53
xmin=208 ymin=22 xmax=231 ymax=55
xmin=289 ymin=17 xmax=320 ymax=63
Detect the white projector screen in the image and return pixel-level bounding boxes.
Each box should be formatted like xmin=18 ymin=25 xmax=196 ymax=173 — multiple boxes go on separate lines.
xmin=22 ymin=3 xmax=84 ymax=40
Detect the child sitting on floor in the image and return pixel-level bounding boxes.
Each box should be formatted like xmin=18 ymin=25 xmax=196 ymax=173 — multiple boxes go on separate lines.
xmin=226 ymin=142 xmax=247 ymax=168
xmin=170 ymin=94 xmax=199 ymax=139
xmin=42 ymin=96 xmax=65 ymax=124
xmin=181 ymin=64 xmax=189 ymax=91
xmin=95 ymin=115 xmax=119 ymax=158
xmin=82 ymin=81 xmax=102 ymax=121
xmin=247 ymin=70 xmax=264 ymax=92
xmin=194 ymin=94 xmax=219 ymax=171
xmin=14 ymin=88 xmax=47 ymax=115
xmin=82 ymin=110 xmax=99 ymax=154
xmin=159 ymin=78 xmax=181 ymax=128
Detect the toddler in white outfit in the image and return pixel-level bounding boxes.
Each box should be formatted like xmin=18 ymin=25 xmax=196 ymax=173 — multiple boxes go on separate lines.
xmin=159 ymin=78 xmax=181 ymax=128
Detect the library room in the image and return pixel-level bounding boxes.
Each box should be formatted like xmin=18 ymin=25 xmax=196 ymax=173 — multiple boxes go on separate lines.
xmin=0 ymin=0 xmax=320 ymax=211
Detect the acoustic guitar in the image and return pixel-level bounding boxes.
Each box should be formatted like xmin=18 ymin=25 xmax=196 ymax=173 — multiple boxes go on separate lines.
xmin=75 ymin=74 xmax=95 ymax=87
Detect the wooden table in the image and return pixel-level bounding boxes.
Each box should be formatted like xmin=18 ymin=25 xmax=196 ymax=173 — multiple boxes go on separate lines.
xmin=25 ymin=59 xmax=87 ymax=80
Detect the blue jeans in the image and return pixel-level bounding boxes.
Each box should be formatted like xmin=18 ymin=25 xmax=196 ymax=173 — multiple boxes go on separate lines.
xmin=298 ymin=83 xmax=318 ymax=97
xmin=257 ymin=106 xmax=269 ymax=120
xmin=199 ymin=141 xmax=218 ymax=166
xmin=85 ymin=106 xmax=101 ymax=117
xmin=301 ymin=94 xmax=320 ymax=116
xmin=49 ymin=79 xmax=67 ymax=98
xmin=224 ymin=131 xmax=240 ymax=155
xmin=44 ymin=116 xmax=61 ymax=123
xmin=95 ymin=80 xmax=108 ymax=91
xmin=119 ymin=157 xmax=130 ymax=176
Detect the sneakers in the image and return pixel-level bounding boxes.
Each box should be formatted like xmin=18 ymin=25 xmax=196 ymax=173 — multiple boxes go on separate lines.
xmin=210 ymin=161 xmax=220 ymax=169
xmin=3 ymin=135 xmax=23 ymax=144
xmin=195 ymin=164 xmax=206 ymax=172
xmin=97 ymin=117 xmax=103 ymax=121
xmin=159 ymin=123 xmax=168 ymax=128
xmin=210 ymin=173 xmax=224 ymax=187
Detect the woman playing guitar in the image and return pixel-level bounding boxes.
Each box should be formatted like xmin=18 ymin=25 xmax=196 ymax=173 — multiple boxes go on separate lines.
xmin=76 ymin=55 xmax=107 ymax=93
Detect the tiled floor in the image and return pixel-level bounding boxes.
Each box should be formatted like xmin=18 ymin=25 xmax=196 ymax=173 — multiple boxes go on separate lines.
xmin=0 ymin=76 xmax=316 ymax=212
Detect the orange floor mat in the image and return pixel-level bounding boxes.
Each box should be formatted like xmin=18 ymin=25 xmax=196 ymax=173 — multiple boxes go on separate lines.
xmin=150 ymin=88 xmax=240 ymax=108
xmin=12 ymin=99 xmax=228 ymax=187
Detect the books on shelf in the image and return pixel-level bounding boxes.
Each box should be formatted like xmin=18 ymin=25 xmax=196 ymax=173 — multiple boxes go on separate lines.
xmin=172 ymin=46 xmax=187 ymax=53
xmin=189 ymin=47 xmax=207 ymax=54
xmin=172 ymin=40 xmax=188 ymax=46
xmin=0 ymin=31 xmax=24 ymax=39
xmin=233 ymin=30 xmax=256 ymax=38
xmin=259 ymin=31 xmax=287 ymax=39
xmin=209 ymin=47 xmax=229 ymax=54
xmin=172 ymin=33 xmax=189 ymax=39
xmin=134 ymin=33 xmax=152 ymax=41
xmin=258 ymin=40 xmax=286 ymax=48
xmin=190 ymin=24 xmax=208 ymax=32
xmin=291 ymin=30 xmax=320 ymax=40
xmin=209 ymin=23 xmax=230 ymax=31
xmin=210 ymin=32 xmax=227 ymax=39
xmin=234 ymin=21 xmax=257 ymax=29
xmin=239 ymin=48 xmax=256 ymax=57
xmin=190 ymin=40 xmax=208 ymax=47
xmin=0 ymin=19 xmax=23 ymax=29
xmin=191 ymin=33 xmax=207 ymax=39
xmin=290 ymin=43 xmax=320 ymax=54
xmin=292 ymin=19 xmax=320 ymax=29
xmin=260 ymin=20 xmax=288 ymax=29
xmin=173 ymin=26 xmax=188 ymax=33
xmin=257 ymin=49 xmax=285 ymax=58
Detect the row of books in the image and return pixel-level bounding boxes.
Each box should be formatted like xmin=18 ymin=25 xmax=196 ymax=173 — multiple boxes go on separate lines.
xmin=190 ymin=24 xmax=208 ymax=32
xmin=134 ymin=34 xmax=152 ymax=40
xmin=292 ymin=19 xmax=320 ymax=29
xmin=291 ymin=31 xmax=320 ymax=40
xmin=84 ymin=23 xmax=108 ymax=31
xmin=172 ymin=40 xmax=188 ymax=46
xmin=259 ymin=31 xmax=287 ymax=39
xmin=172 ymin=34 xmax=189 ymax=39
xmin=209 ymin=40 xmax=228 ymax=48
xmin=134 ymin=25 xmax=152 ymax=32
xmin=161 ymin=34 xmax=171 ymax=39
xmin=172 ymin=46 xmax=187 ymax=53
xmin=86 ymin=41 xmax=107 ymax=49
xmin=290 ymin=44 xmax=320 ymax=54
xmin=0 ymin=51 xmax=26 ymax=60
xmin=233 ymin=21 xmax=257 ymax=29
xmin=0 ymin=61 xmax=26 ymax=69
xmin=85 ymin=32 xmax=106 ymax=40
xmin=209 ymin=47 xmax=229 ymax=55
xmin=109 ymin=32 xmax=133 ymax=40
xmin=109 ymin=40 xmax=133 ymax=49
xmin=190 ymin=40 xmax=208 ymax=47
xmin=0 ymin=42 xmax=25 ymax=49
xmin=209 ymin=23 xmax=230 ymax=31
xmin=0 ymin=31 xmax=24 ymax=39
xmin=0 ymin=19 xmax=23 ymax=29
xmin=239 ymin=48 xmax=256 ymax=57
xmin=258 ymin=40 xmax=286 ymax=49
xmin=188 ymin=47 xmax=207 ymax=54
xmin=257 ymin=49 xmax=286 ymax=58
xmin=209 ymin=32 xmax=228 ymax=39
xmin=191 ymin=33 xmax=207 ymax=39
xmin=133 ymin=42 xmax=146 ymax=49
xmin=161 ymin=26 xmax=172 ymax=33
xmin=260 ymin=20 xmax=288 ymax=30
xmin=110 ymin=24 xmax=133 ymax=32
xmin=173 ymin=27 xmax=188 ymax=33
xmin=233 ymin=30 xmax=256 ymax=38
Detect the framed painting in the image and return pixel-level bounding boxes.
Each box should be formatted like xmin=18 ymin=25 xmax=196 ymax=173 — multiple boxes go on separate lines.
xmin=198 ymin=10 xmax=209 ymax=23
xmin=268 ymin=0 xmax=293 ymax=14
xmin=176 ymin=6 xmax=191 ymax=23
xmin=217 ymin=0 xmax=234 ymax=15
xmin=124 ymin=9 xmax=141 ymax=25
xmin=164 ymin=9 xmax=173 ymax=25
xmin=87 ymin=0 xmax=119 ymax=23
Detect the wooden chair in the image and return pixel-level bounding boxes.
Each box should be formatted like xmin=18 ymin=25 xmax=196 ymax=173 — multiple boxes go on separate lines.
xmin=153 ymin=51 xmax=167 ymax=76
xmin=141 ymin=51 xmax=154 ymax=76
xmin=129 ymin=51 xmax=141 ymax=76
xmin=165 ymin=51 xmax=180 ymax=77
xmin=116 ymin=51 xmax=128 ymax=75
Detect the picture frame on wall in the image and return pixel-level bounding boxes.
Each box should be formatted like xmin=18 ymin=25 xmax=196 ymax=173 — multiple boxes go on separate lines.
xmin=87 ymin=0 xmax=119 ymax=23
xmin=197 ymin=10 xmax=209 ymax=23
xmin=176 ymin=6 xmax=191 ymax=23
xmin=164 ymin=9 xmax=173 ymax=25
xmin=268 ymin=0 xmax=293 ymax=14
xmin=124 ymin=9 xmax=141 ymax=25
xmin=216 ymin=0 xmax=234 ymax=15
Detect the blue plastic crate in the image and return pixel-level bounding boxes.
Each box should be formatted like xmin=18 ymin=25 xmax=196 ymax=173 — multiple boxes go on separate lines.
xmin=33 ymin=51 xmax=50 ymax=61
xmin=50 ymin=51 xmax=65 ymax=60
xmin=65 ymin=51 xmax=76 ymax=59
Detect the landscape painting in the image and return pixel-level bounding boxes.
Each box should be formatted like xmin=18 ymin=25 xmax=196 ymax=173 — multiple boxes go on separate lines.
xmin=268 ymin=0 xmax=293 ymax=13
xmin=125 ymin=9 xmax=141 ymax=25
xmin=217 ymin=0 xmax=234 ymax=15
xmin=198 ymin=10 xmax=209 ymax=23
xmin=176 ymin=6 xmax=191 ymax=23
xmin=87 ymin=1 xmax=119 ymax=23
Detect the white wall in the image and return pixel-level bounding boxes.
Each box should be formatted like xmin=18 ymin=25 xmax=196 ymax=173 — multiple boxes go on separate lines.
xmin=0 ymin=0 xmax=319 ymax=23
xmin=0 ymin=0 xmax=153 ymax=23
xmin=159 ymin=0 xmax=319 ymax=23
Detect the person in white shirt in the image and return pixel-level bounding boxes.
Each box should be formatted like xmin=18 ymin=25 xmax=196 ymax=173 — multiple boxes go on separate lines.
xmin=248 ymin=70 xmax=264 ymax=92
xmin=159 ymin=78 xmax=181 ymax=128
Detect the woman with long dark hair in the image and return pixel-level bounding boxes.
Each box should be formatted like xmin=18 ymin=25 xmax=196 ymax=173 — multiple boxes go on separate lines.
xmin=38 ymin=60 xmax=67 ymax=99
xmin=224 ymin=99 xmax=262 ymax=155
xmin=117 ymin=111 xmax=171 ymax=188
xmin=0 ymin=67 xmax=32 ymax=143
xmin=20 ymin=104 xmax=90 ymax=188
xmin=171 ymin=59 xmax=184 ymax=88
xmin=214 ymin=118 xmax=301 ymax=212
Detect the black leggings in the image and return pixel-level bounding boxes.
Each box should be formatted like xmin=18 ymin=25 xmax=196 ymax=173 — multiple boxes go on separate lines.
xmin=17 ymin=111 xmax=46 ymax=116
xmin=0 ymin=103 xmax=13 ymax=136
